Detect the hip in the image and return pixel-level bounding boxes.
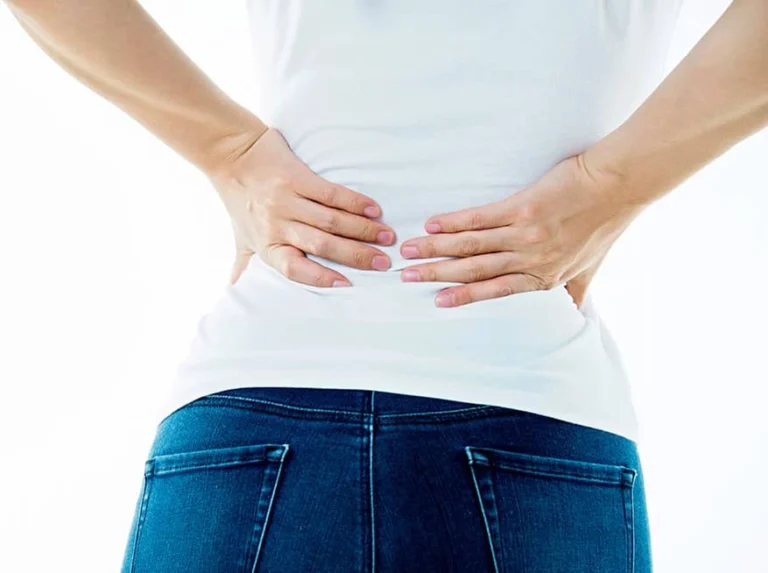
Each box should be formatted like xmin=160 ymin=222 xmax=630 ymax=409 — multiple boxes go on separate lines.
xmin=238 ymin=253 xmax=588 ymax=321
xmin=194 ymin=254 xmax=593 ymax=366
xmin=122 ymin=387 xmax=651 ymax=573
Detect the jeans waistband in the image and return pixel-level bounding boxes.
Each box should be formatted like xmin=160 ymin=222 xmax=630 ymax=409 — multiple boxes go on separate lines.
xmin=200 ymin=386 xmax=503 ymax=421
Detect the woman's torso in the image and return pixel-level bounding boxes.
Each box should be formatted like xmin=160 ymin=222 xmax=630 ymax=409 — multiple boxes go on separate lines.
xmin=246 ymin=0 xmax=682 ymax=273
xmin=160 ymin=1 xmax=684 ymax=442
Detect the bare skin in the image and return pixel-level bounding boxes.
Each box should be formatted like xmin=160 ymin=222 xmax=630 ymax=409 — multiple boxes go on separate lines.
xmin=398 ymin=0 xmax=768 ymax=307
xmin=4 ymin=0 xmax=396 ymax=288
xmin=4 ymin=0 xmax=768 ymax=307
xmin=211 ymin=127 xmax=396 ymax=287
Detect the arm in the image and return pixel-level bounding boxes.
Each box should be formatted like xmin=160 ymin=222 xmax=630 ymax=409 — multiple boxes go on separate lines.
xmin=3 ymin=0 xmax=267 ymax=175
xmin=584 ymin=0 xmax=768 ymax=208
xmin=397 ymin=0 xmax=768 ymax=308
xmin=3 ymin=0 xmax=397 ymax=285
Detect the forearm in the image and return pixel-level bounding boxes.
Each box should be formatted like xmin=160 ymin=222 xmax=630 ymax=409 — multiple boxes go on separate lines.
xmin=585 ymin=0 xmax=768 ymax=208
xmin=4 ymin=0 xmax=267 ymax=177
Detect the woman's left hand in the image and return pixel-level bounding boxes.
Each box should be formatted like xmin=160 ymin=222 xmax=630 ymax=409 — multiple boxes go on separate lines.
xmin=399 ymin=154 xmax=643 ymax=308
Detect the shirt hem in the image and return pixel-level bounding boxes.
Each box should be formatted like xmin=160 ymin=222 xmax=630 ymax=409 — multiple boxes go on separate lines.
xmin=154 ymin=371 xmax=640 ymax=443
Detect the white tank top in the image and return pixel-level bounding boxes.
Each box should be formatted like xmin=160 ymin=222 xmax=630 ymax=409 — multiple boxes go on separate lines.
xmin=159 ymin=0 xmax=683 ymax=441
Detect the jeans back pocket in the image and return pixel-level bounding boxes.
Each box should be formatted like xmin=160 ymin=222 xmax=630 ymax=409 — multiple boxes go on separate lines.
xmin=123 ymin=443 xmax=289 ymax=573
xmin=465 ymin=445 xmax=637 ymax=573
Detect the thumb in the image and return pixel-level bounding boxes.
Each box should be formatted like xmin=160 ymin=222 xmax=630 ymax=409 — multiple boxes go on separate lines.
xmin=565 ymin=271 xmax=591 ymax=309
xmin=230 ymin=247 xmax=254 ymax=285
xmin=565 ymin=253 xmax=607 ymax=309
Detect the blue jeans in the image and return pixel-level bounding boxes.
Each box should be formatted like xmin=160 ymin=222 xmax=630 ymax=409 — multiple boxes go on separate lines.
xmin=121 ymin=387 xmax=651 ymax=572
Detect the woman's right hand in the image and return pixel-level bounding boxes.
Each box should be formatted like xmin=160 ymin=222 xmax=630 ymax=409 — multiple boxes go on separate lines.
xmin=207 ymin=126 xmax=396 ymax=287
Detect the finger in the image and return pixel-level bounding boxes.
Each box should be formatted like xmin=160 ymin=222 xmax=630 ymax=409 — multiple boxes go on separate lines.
xmin=434 ymin=273 xmax=544 ymax=308
xmin=263 ymin=244 xmax=352 ymax=288
xmin=401 ymin=227 xmax=518 ymax=259
xmin=300 ymin=179 xmax=383 ymax=219
xmin=424 ymin=197 xmax=517 ymax=233
xmin=564 ymin=277 xmax=586 ymax=309
xmin=296 ymin=198 xmax=396 ymax=245
xmin=400 ymin=252 xmax=525 ymax=283
xmin=229 ymin=248 xmax=254 ymax=285
xmin=287 ymin=222 xmax=391 ymax=271
xmin=564 ymin=264 xmax=599 ymax=309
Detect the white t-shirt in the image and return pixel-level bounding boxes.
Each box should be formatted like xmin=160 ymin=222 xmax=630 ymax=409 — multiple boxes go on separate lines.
xmin=158 ymin=0 xmax=684 ymax=442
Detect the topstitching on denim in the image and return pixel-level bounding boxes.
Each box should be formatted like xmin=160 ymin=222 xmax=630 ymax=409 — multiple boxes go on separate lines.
xmin=364 ymin=391 xmax=376 ymax=573
xmin=186 ymin=391 xmax=501 ymax=425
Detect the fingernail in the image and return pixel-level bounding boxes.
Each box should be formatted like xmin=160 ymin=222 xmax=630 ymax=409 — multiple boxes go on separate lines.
xmin=401 ymin=270 xmax=421 ymax=282
xmin=435 ymin=292 xmax=453 ymax=307
xmin=332 ymin=280 xmax=351 ymax=287
xmin=364 ymin=205 xmax=380 ymax=218
xmin=377 ymin=230 xmax=394 ymax=244
xmin=425 ymin=222 xmax=441 ymax=233
xmin=372 ymin=255 xmax=390 ymax=270
xmin=402 ymin=245 xmax=419 ymax=258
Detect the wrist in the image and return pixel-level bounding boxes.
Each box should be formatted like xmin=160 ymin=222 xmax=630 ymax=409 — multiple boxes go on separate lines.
xmin=202 ymin=116 xmax=270 ymax=183
xmin=575 ymin=151 xmax=640 ymax=226
xmin=580 ymin=135 xmax=666 ymax=216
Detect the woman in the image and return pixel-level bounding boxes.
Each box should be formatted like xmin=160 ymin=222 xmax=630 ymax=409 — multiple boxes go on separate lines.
xmin=5 ymin=0 xmax=767 ymax=571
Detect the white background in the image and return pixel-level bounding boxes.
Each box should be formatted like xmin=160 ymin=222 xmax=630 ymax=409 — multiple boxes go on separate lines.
xmin=1 ymin=1 xmax=766 ymax=571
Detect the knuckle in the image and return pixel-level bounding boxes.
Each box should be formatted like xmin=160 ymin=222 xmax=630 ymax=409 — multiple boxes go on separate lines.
xmin=523 ymin=225 xmax=548 ymax=244
xmin=517 ymin=201 xmax=542 ymax=222
xmin=263 ymin=197 xmax=287 ymax=222
xmin=322 ymin=211 xmax=341 ymax=233
xmin=308 ymin=236 xmax=330 ymax=255
xmin=457 ymin=236 xmax=481 ymax=257
xmin=535 ymin=224 xmax=555 ymax=242
xmin=260 ymin=192 xmax=279 ymax=213
xmin=468 ymin=213 xmax=485 ymax=229
xmin=346 ymin=193 xmax=366 ymax=213
xmin=318 ymin=185 xmax=339 ymax=206
xmin=421 ymin=267 xmax=437 ymax=281
xmin=467 ymin=264 xmax=485 ymax=282
xmin=360 ymin=221 xmax=379 ymax=241
xmin=352 ymin=248 xmax=369 ymax=268
xmin=497 ymin=282 xmax=515 ymax=298
xmin=271 ymin=172 xmax=295 ymax=191
xmin=421 ymin=240 xmax=437 ymax=258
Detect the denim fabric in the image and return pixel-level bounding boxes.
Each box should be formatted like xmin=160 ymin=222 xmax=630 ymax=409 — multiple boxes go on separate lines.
xmin=120 ymin=387 xmax=651 ymax=572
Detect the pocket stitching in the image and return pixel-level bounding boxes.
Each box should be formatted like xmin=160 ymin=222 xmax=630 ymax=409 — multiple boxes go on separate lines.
xmin=624 ymin=473 xmax=637 ymax=573
xmin=248 ymin=444 xmax=290 ymax=573
xmin=131 ymin=443 xmax=289 ymax=573
xmin=127 ymin=475 xmax=153 ymax=573
xmin=149 ymin=458 xmax=273 ymax=476
xmin=466 ymin=451 xmax=501 ymax=573
xmin=147 ymin=443 xmax=287 ymax=476
xmin=467 ymin=445 xmax=635 ymax=486
xmin=487 ymin=463 xmax=629 ymax=486
xmin=465 ymin=445 xmax=638 ymax=573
